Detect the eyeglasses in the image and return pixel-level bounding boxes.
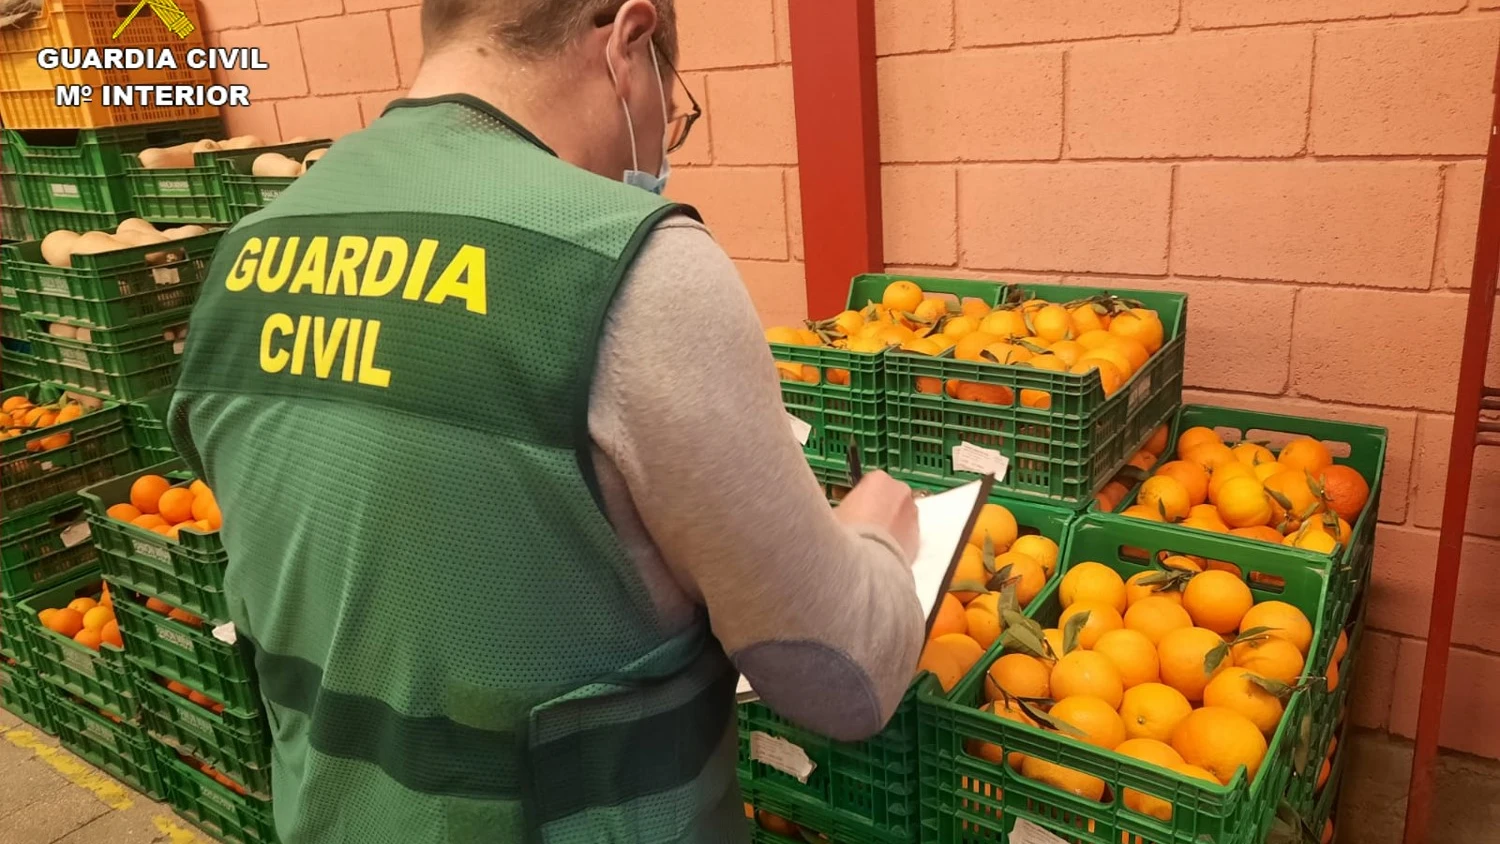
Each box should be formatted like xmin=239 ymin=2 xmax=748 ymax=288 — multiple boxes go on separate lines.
xmin=662 ymin=54 xmax=701 ymax=154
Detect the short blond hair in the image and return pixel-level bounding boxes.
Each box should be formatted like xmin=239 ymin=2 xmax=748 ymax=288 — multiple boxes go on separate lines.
xmin=422 ymin=0 xmax=679 ymax=65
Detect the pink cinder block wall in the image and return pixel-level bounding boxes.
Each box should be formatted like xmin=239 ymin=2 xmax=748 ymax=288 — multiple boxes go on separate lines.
xmin=200 ymin=0 xmax=1500 ymax=758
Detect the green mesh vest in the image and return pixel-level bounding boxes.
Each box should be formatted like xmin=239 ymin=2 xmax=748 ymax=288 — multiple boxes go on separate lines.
xmin=167 ymin=97 xmax=744 ymax=844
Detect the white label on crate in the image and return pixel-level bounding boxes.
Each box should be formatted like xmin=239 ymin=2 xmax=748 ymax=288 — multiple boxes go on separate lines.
xmin=212 ymin=622 xmax=237 ymax=646
xmin=200 ymin=786 xmax=238 ymax=814
xmin=1009 ymin=819 xmax=1069 ymax=844
xmin=2 ymin=286 xmax=16 ymax=298
xmin=60 ymin=347 xmax=89 ymax=367
xmin=131 ymin=539 xmax=171 ymax=565
xmin=172 ymin=340 xmax=186 ymax=355
xmin=1127 ymin=375 xmax=1151 ymax=415
xmin=157 ymin=179 xmax=192 ymax=197
xmin=49 ymin=183 xmax=80 ymax=199
xmin=259 ymin=187 xmax=283 ymax=203
xmin=157 ymin=626 xmax=194 ymax=652
xmin=39 ymin=276 xmax=69 ymax=295
xmin=749 ymin=732 xmax=816 ymax=783
xmin=62 ymin=646 xmax=98 ymax=677
xmin=60 ymin=521 xmax=91 ymax=548
xmin=952 ymin=441 xmax=1009 ymax=481
xmin=83 ymin=718 xmax=117 ymax=746
xmin=39 ymin=460 xmax=54 ymax=472
xmin=179 ymin=708 xmax=215 ymax=735
xmin=786 ymin=413 xmax=812 ymax=446
xmin=151 ymin=267 xmax=181 ymax=287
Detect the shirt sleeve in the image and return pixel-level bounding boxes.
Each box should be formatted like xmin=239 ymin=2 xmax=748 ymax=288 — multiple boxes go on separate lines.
xmin=588 ymin=217 xmax=926 ymax=741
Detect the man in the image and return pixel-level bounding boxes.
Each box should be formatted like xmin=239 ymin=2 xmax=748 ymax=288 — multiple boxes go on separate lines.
xmin=168 ymin=1 xmax=924 ymax=841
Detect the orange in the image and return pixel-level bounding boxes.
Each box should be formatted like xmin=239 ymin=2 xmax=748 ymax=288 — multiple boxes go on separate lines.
xmin=1109 ymin=309 xmax=1164 ymax=353
xmin=1042 ymin=628 xmax=1065 ymax=659
xmin=971 ymin=700 xmax=1035 ymax=770
xmin=166 ymin=680 xmax=192 ymax=697
xmin=1069 ymin=303 xmax=1106 ymax=336
xmin=1119 ymin=682 xmax=1193 ymax=743
xmin=1217 ymin=477 xmax=1273 ymax=529
xmin=933 ymin=634 xmax=986 ymax=676
xmin=1009 ymin=535 xmax=1059 ymax=576
xmin=1278 ymin=437 xmax=1333 ymax=475
xmin=1231 ymin=637 xmax=1305 ymax=685
xmin=913 ymin=297 xmax=950 ymax=325
xmin=954 ymin=331 xmax=1003 ymax=361
xmin=1139 ymin=476 xmax=1191 ymax=522
xmin=979 ymin=309 xmax=1030 ymax=339
xmin=130 ymin=474 xmax=172 ymax=515
xmin=917 ymin=644 xmax=964 ymax=693
xmin=1327 ymin=661 xmax=1340 ymax=692
xmin=1319 ymin=464 xmax=1370 ymax=523
xmin=100 ymin=619 xmax=123 ymax=649
xmin=950 ymin=545 xmax=987 ymax=604
xmin=1117 ymin=739 xmax=1186 ymax=820
xmin=986 ymin=653 xmax=1052 ymax=702
xmin=756 ymin=810 xmax=800 ymax=837
xmin=1333 ymin=630 xmax=1350 ymax=665
xmin=1058 ymin=601 xmax=1124 ymax=650
xmin=882 ymin=280 xmax=924 ymax=313
xmin=152 ymin=525 xmax=174 ymax=536
xmin=994 ymin=552 xmax=1047 ymax=607
xmin=1154 ymin=461 xmax=1209 ymax=507
xmin=1070 ymin=358 xmax=1123 ymax=396
xmin=1207 ymin=461 xmax=1255 ymax=505
xmin=1031 ymin=304 xmax=1074 ymax=343
xmin=1265 ymin=469 xmax=1322 ymax=528
xmin=1185 ymin=441 xmax=1237 ymax=473
xmin=1125 ymin=572 xmax=1184 ymax=608
xmin=1127 ymin=449 xmax=1159 ymax=472
xmin=168 ymin=607 xmax=205 ymax=628
xmin=965 ymin=594 xmax=1003 ymax=649
xmin=1253 ymin=460 xmax=1284 ymax=484
xmin=1204 ymin=667 xmax=1285 ymax=735
xmin=43 ymin=607 xmax=85 ymax=638
xmin=960 ymin=299 xmax=993 ymax=320
xmin=81 ymin=606 xmax=113 ymax=632
xmin=1158 ymin=626 xmax=1234 ymax=702
xmin=73 ymin=627 xmax=102 ymax=650
xmin=1177 ymin=427 xmax=1222 ymax=459
xmin=1120 ymin=503 xmax=1163 ymax=522
xmin=67 ymin=597 xmax=98 ymax=615
xmin=982 ymin=341 xmax=1033 ymax=366
xmin=1124 ymin=596 xmax=1193 ymax=646
xmin=932 ymin=593 xmax=968 ymax=639
xmin=1189 ymin=503 xmax=1228 ymax=525
xmin=1092 ymin=628 xmax=1160 ymax=689
xmin=1059 ymin=562 xmax=1127 ymax=613
xmin=969 ymin=503 xmax=1018 ymax=553
xmin=1284 ymin=525 xmax=1339 ymax=554
xmin=1238 ymin=601 xmax=1313 ymax=655
xmin=145 ymin=596 xmax=173 ymax=615
xmin=765 ymin=326 xmax=804 ymax=345
xmin=1078 ymin=346 xmax=1135 ymax=380
xmin=194 ymin=494 xmax=224 ymax=530
xmin=1020 ymin=757 xmax=1105 ymax=801
xmin=1050 ymin=695 xmax=1126 ymax=749
xmin=1144 ymin=424 xmax=1171 ymax=458
xmin=1075 ymin=329 xmax=1115 ymax=350
xmin=106 ymin=503 xmax=142 ymax=522
xmin=132 ymin=514 xmax=168 ymax=531
xmin=1231 ymin=525 xmax=1286 ymax=544
xmin=1171 ymin=707 xmax=1268 ymax=785
xmin=1316 ymin=757 xmax=1331 ymax=793
xmin=1162 ymin=555 xmax=1204 ymax=573
xmin=942 ymin=315 xmax=982 ymax=338
xmin=1049 ymin=650 xmax=1124 ymax=709
xmin=901 ymin=336 xmax=943 ymax=356
xmin=1231 ymin=441 xmax=1276 ymax=467
xmin=1182 ymin=571 xmax=1254 ymax=635
xmin=1047 ymin=339 xmax=1086 ymax=367
xmin=1106 ymin=336 xmax=1150 ymax=374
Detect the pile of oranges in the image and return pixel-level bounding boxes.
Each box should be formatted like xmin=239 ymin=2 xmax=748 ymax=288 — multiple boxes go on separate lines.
xmin=765 ymin=281 xmax=1169 ymax=409
xmin=37 ymin=585 xmax=122 ymax=652
xmin=915 ymin=502 xmax=1062 ymax=690
xmin=963 ymin=557 xmax=1343 ymax=815
xmin=105 ymin=474 xmax=222 ymax=541
xmin=155 ymin=672 xmax=226 ymax=714
xmin=0 ymin=393 xmax=99 ymax=452
xmin=1106 ymin=426 xmax=1371 ymax=554
xmin=143 ymin=593 xmax=206 ymax=629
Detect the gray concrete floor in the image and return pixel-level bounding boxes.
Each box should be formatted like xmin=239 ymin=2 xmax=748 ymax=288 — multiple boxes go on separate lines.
xmin=5 ymin=704 xmax=1500 ymax=844
xmin=0 ymin=706 xmax=211 ymax=844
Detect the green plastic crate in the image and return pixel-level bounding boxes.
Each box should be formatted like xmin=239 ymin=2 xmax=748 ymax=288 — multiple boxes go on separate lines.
xmin=157 ymin=745 xmax=279 ymax=844
xmin=135 ymin=667 xmax=271 ymax=797
xmin=1 ymin=341 xmax=41 ymax=384
xmin=218 ymin=139 xmax=334 ymax=221
xmin=1 ymin=304 xmax=25 ymax=340
xmin=125 ymin=390 xmax=177 ymax=455
xmin=18 ymin=573 xmax=137 ymax=719
xmin=29 ymin=334 xmax=184 ymax=399
xmin=918 ymin=515 xmax=1331 ymax=844
xmin=6 ymin=230 xmax=221 ymax=328
xmin=112 ymin=591 xmax=257 ymax=713
xmin=17 ymin=171 xmax=133 ymax=215
xmin=775 ymin=274 xmax=1010 ymax=485
xmin=6 ymin=122 xmax=225 ymax=180
xmin=2 ymin=202 xmax=35 ymax=241
xmin=0 ymin=381 xmax=134 ymax=512
xmin=1 ymin=593 xmax=32 ymax=663
xmin=123 ymin=153 xmax=228 ymax=224
xmin=738 ymin=494 xmax=1075 ymax=840
xmin=2 ymin=251 xmax=18 ymax=306
xmin=744 ymin=777 xmax=909 ymax=844
xmin=25 ymin=207 xmax=133 ymax=238
xmin=885 ymin=283 xmax=1187 ymax=508
xmin=1108 ymin=404 xmax=1387 ymax=608
xmin=0 ymin=497 xmax=100 ymax=599
xmin=0 ymin=656 xmax=56 ymax=733
xmin=49 ymin=688 xmax=165 ymax=799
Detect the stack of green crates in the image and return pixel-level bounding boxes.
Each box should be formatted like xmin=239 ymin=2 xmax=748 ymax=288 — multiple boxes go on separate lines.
xmin=80 ymin=459 xmax=278 ymax=843
xmin=738 ymin=490 xmax=1076 ymax=844
xmin=124 ymin=137 xmax=331 ymax=225
xmin=5 ymin=230 xmax=221 ymax=402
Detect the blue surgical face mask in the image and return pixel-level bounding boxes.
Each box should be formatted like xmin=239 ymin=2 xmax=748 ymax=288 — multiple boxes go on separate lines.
xmin=608 ymin=42 xmax=671 ymax=195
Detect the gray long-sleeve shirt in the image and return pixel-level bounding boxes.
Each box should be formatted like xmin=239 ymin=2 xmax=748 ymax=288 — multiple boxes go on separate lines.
xmin=588 ymin=214 xmax=926 ymax=741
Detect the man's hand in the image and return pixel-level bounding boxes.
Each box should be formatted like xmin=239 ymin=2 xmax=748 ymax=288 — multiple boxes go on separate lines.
xmin=834 ymin=471 xmax=920 ymax=561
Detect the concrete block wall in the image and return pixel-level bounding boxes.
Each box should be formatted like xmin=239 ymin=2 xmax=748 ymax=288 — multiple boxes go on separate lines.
xmin=198 ymin=0 xmax=1500 ymax=758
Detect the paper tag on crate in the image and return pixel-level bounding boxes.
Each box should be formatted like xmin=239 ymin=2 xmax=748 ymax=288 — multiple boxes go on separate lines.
xmin=212 ymin=622 xmax=238 ymax=645
xmin=1009 ymin=819 xmax=1069 ymax=844
xmin=1127 ymin=375 xmax=1151 ymax=415
xmin=786 ymin=413 xmax=812 ymax=446
xmin=173 ymin=340 xmax=186 ymax=355
xmin=749 ymin=732 xmax=816 ymax=783
xmin=952 ymin=442 xmax=1009 ymax=480
xmin=152 ymin=266 xmax=181 ymax=286
xmin=39 ymin=276 xmax=69 ymax=295
xmin=59 ymin=521 xmax=92 ymax=548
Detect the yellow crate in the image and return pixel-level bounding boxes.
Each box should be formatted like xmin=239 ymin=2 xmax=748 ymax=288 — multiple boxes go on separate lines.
xmin=0 ymin=0 xmax=215 ymax=129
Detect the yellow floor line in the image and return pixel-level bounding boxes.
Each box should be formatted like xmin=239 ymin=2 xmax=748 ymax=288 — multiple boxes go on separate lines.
xmin=154 ymin=815 xmax=209 ymax=843
xmin=2 ymin=726 xmax=135 ymax=811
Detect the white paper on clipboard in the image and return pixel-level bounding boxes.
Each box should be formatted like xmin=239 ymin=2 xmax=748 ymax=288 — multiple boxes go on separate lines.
xmin=735 ymin=477 xmax=994 ymax=702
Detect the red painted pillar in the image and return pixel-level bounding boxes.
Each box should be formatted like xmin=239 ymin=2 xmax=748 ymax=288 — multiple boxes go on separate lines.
xmin=787 ymin=0 xmax=884 ymax=319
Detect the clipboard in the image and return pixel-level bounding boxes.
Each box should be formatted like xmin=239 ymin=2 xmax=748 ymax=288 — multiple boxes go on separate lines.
xmin=736 ymin=474 xmax=997 ymax=703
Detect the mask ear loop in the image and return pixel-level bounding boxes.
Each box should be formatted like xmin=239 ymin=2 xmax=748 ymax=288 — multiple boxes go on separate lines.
xmin=649 ymin=43 xmax=669 ymax=156
xmin=606 ymin=42 xmax=642 ymax=173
